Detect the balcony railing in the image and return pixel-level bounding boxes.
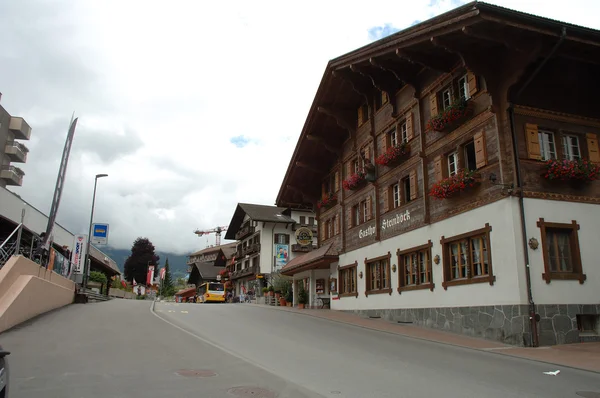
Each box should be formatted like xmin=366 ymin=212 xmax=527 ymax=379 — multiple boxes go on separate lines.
xmin=230 ymin=264 xmax=258 ymax=280
xmin=0 ymin=165 xmax=24 ymax=186
xmin=235 ymin=225 xmax=255 ymax=240
xmin=291 ymin=244 xmax=317 ymax=253
xmin=292 ymin=223 xmax=318 ymax=233
xmin=244 ymin=243 xmax=260 ymax=256
xmin=4 ymin=141 xmax=28 ymax=163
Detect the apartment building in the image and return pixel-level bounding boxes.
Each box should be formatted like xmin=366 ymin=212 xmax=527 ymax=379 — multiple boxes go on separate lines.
xmin=0 ymin=93 xmax=31 ymax=188
xmin=224 ymin=203 xmax=317 ymax=295
xmin=276 ymin=2 xmax=600 ymax=347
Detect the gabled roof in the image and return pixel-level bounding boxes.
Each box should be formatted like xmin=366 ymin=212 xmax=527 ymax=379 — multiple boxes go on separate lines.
xmin=280 ymin=242 xmax=339 ymax=276
xmin=191 ymin=261 xmax=225 ymax=279
xmin=225 ymin=203 xmax=296 ymax=240
xmin=189 ymin=241 xmax=237 ymax=257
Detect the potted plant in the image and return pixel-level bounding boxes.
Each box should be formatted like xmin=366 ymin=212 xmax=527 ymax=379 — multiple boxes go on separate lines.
xmin=285 ymin=289 xmax=293 ymax=307
xmin=375 ymin=142 xmax=410 ymax=167
xmin=426 ymin=98 xmax=474 ymax=133
xmin=262 ymin=287 xmax=269 ymax=296
xmin=297 ymin=284 xmax=308 ymax=309
xmin=342 ymin=171 xmax=367 ymax=191
xmin=542 ymin=158 xmax=599 ymax=186
xmin=268 ymin=286 xmax=274 ymax=296
xmin=429 ymin=169 xmax=480 ymax=200
xmin=317 ymin=192 xmax=338 ymax=210
xmin=274 ymin=290 xmax=281 ymax=299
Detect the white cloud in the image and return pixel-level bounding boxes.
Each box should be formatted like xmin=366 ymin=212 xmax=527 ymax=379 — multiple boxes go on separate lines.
xmin=1 ymin=0 xmax=598 ymax=256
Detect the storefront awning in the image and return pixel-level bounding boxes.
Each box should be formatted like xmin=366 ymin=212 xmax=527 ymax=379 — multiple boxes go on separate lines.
xmin=280 ymin=242 xmax=339 ymax=276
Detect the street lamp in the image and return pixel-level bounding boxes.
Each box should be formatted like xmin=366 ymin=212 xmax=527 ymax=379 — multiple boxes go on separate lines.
xmin=82 ymin=173 xmax=108 ymax=289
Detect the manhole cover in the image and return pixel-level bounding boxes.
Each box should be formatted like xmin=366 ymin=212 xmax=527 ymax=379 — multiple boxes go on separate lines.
xmin=227 ymin=386 xmax=277 ymax=398
xmin=175 ymin=369 xmax=218 ymax=378
xmin=576 ymin=392 xmax=600 ymax=398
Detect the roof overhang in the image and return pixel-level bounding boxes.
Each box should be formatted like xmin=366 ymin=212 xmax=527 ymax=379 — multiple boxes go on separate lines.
xmin=275 ymin=1 xmax=600 ymax=209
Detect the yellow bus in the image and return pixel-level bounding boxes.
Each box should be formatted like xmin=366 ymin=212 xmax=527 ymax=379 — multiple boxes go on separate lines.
xmin=197 ymin=282 xmax=226 ymax=303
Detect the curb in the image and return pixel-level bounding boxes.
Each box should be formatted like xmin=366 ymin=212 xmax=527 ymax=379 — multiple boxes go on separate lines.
xmin=246 ymin=303 xmax=600 ymax=375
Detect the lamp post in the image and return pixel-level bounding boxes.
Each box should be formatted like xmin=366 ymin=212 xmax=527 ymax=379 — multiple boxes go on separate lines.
xmin=82 ymin=173 xmax=108 ymax=289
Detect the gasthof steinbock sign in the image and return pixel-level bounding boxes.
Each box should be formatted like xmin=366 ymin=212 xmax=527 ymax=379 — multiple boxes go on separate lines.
xmin=295 ymin=227 xmax=313 ymax=246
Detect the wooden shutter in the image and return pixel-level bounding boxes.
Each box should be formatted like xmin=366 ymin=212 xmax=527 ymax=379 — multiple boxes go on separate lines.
xmin=525 ymin=123 xmax=541 ymax=160
xmin=434 ymin=155 xmax=443 ymax=182
xmin=405 ymin=112 xmax=414 ymax=141
xmin=364 ymin=145 xmax=371 ymax=161
xmin=335 ymin=214 xmax=340 ymax=235
xmin=345 ymin=161 xmax=352 ymax=178
xmin=321 ymin=182 xmax=326 ymax=197
xmin=382 ymin=186 xmax=389 ymax=213
xmin=474 ymin=130 xmax=487 ymax=169
xmin=409 ymin=169 xmax=417 ymax=200
xmin=467 ymin=71 xmax=478 ymax=97
xmin=381 ymin=131 xmax=388 ymax=153
xmin=382 ymin=91 xmax=388 ymax=105
xmin=284 ymin=234 xmax=290 ymax=244
xmin=366 ymin=196 xmax=372 ymax=220
xmin=320 ymin=222 xmax=325 ymax=241
xmin=430 ymin=94 xmax=438 ymax=117
xmin=587 ymin=133 xmax=600 ymax=163
xmin=334 ymin=171 xmax=340 ymax=192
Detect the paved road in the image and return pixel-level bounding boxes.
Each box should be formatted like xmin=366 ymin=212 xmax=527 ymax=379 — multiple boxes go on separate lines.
xmin=155 ymin=302 xmax=600 ymax=398
xmin=0 ymin=300 xmax=322 ymax=398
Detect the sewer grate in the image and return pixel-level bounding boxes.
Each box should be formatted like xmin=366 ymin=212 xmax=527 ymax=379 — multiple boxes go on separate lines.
xmin=576 ymin=392 xmax=600 ymax=398
xmin=175 ymin=369 xmax=218 ymax=378
xmin=227 ymin=386 xmax=277 ymax=398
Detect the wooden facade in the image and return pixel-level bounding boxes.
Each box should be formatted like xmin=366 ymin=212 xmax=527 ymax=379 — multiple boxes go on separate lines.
xmin=276 ymin=2 xmax=600 ymax=256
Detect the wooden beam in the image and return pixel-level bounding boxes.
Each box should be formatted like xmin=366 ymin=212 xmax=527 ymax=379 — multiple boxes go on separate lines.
xmin=295 ymin=161 xmax=322 ymax=174
xmin=430 ymin=37 xmax=466 ymax=67
xmin=350 ymin=63 xmax=404 ymax=115
xmin=461 ymin=26 xmax=528 ymax=52
xmin=369 ymin=57 xmax=422 ymax=98
xmin=317 ymin=106 xmax=357 ymax=149
xmin=305 ymin=134 xmax=341 ymax=156
xmin=396 ymin=48 xmax=456 ymax=73
xmin=286 ymin=184 xmax=318 ymax=202
xmin=332 ymin=68 xmax=374 ymax=101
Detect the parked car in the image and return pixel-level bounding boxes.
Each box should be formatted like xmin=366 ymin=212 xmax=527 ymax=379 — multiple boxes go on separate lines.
xmin=0 ymin=345 xmax=9 ymax=398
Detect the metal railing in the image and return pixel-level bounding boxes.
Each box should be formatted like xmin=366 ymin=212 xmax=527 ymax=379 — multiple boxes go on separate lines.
xmin=6 ymin=141 xmax=29 ymax=153
xmin=1 ymin=165 xmax=25 ymax=176
xmin=0 ymin=223 xmax=23 ymax=269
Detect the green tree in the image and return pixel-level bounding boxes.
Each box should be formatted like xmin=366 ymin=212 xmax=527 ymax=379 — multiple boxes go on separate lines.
xmin=124 ymin=237 xmax=160 ymax=284
xmin=160 ymin=258 xmax=176 ymax=297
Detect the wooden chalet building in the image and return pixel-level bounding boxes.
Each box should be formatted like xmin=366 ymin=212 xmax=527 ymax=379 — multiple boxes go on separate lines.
xmin=276 ymin=2 xmax=600 ymax=347
xmin=187 ymin=242 xmax=237 ymax=288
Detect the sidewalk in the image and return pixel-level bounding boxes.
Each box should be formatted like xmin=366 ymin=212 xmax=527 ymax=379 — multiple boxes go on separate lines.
xmin=253 ymin=304 xmax=600 ymax=373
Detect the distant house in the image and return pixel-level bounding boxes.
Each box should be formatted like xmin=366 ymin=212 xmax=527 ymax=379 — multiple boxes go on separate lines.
xmin=186 ymin=242 xmax=237 ymax=287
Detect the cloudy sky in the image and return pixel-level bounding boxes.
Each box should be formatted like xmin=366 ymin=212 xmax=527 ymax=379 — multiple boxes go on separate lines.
xmin=0 ymin=0 xmax=597 ymax=255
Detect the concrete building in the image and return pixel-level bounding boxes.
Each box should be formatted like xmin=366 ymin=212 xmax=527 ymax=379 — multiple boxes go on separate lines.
xmin=276 ymin=2 xmax=600 ymax=347
xmin=0 ymin=93 xmax=31 ymax=188
xmin=224 ymin=203 xmax=317 ymax=295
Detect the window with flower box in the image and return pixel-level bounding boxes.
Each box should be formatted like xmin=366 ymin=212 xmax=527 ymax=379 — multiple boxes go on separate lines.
xmin=440 ymin=224 xmax=495 ymax=289
xmin=397 ymin=241 xmax=434 ymax=292
xmin=525 ymin=124 xmax=600 ymax=163
xmin=433 ymin=130 xmax=487 ymax=182
xmin=321 ymin=214 xmax=340 ymax=241
xmin=365 ymin=252 xmax=392 ymax=296
xmin=429 ymin=71 xmax=478 ymax=118
xmin=382 ymin=169 xmax=417 ymax=212
xmin=338 ymin=262 xmax=358 ymax=297
xmin=537 ymin=218 xmax=586 ymax=284
xmin=350 ymin=197 xmax=372 ymax=227
xmin=562 ymin=135 xmax=581 ymax=161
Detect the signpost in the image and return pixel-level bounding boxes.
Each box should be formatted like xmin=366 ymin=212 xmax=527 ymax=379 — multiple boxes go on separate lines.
xmin=91 ymin=223 xmax=109 ymax=245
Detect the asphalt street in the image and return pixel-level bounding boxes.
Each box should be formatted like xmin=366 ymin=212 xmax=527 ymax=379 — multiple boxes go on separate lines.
xmin=155 ymin=301 xmax=600 ymax=398
xmin=1 ymin=299 xmax=599 ymax=398
xmin=0 ymin=300 xmax=323 ymax=398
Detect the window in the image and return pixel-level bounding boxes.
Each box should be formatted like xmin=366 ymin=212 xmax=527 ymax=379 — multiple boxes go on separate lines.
xmin=275 ymin=234 xmax=290 ymax=244
xmin=538 ymin=130 xmax=557 ymax=160
xmin=375 ymin=91 xmax=388 ymax=111
xmin=358 ymin=103 xmax=369 ymax=126
xmin=458 ymin=74 xmax=469 ymax=101
xmin=389 ymin=128 xmax=398 ymax=148
xmin=252 ymin=256 xmax=259 ymax=268
xmin=361 ymin=200 xmax=368 ymax=223
xmin=397 ymin=241 xmax=434 ymax=292
xmin=333 ymin=214 xmax=340 ymax=235
xmin=447 ymin=152 xmax=458 ymax=176
xmin=402 ymin=177 xmax=411 ymax=204
xmin=365 ymin=253 xmax=392 ymax=296
xmin=326 ymin=219 xmax=332 ymax=239
xmin=562 ymin=135 xmax=581 ymax=161
xmin=392 ymin=183 xmax=400 ymax=209
xmin=441 ymin=88 xmax=452 ymax=110
xmin=308 ymin=217 xmax=315 ymax=226
xmin=441 ymin=224 xmax=495 ymax=289
xmin=353 ymin=158 xmax=361 ymax=174
xmin=399 ymin=121 xmax=408 ymax=143
xmin=339 ymin=263 xmax=358 ymax=297
xmin=299 ymin=216 xmax=306 ymax=225
xmin=537 ymin=219 xmax=586 ymax=284
xmin=464 ymin=141 xmax=476 ymax=171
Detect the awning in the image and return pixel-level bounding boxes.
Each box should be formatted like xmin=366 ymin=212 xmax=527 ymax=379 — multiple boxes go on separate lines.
xmin=280 ymin=242 xmax=339 ymax=276
xmin=175 ymin=287 xmax=196 ymax=297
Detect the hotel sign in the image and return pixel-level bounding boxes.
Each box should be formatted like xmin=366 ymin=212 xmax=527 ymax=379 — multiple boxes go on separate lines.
xmin=359 ymin=210 xmax=412 ymax=239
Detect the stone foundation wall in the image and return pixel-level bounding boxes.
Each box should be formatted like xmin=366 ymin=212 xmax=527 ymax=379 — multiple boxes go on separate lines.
xmin=343 ymin=303 xmax=600 ymax=347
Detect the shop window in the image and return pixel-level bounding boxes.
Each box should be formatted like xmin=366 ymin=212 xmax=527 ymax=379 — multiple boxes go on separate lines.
xmin=338 ymin=262 xmax=358 ymax=298
xmin=365 ymin=253 xmax=392 ymax=296
xmin=397 ymin=241 xmax=434 ymax=293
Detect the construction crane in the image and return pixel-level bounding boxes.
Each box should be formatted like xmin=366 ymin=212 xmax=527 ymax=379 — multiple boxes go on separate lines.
xmin=194 ymin=226 xmax=228 ymax=246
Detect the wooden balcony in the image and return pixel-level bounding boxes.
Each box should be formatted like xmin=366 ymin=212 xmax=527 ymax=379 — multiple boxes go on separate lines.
xmin=235 ymin=225 xmax=255 ymax=240
xmin=231 ymin=264 xmax=258 ymax=280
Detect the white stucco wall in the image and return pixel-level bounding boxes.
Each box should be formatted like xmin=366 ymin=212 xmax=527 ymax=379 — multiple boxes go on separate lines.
xmin=523 ymin=198 xmax=600 ymax=305
xmin=0 ymin=186 xmax=74 ymax=248
xmin=332 ymin=197 xmax=527 ymax=311
xmin=292 ymin=268 xmax=330 ymax=307
xmin=258 ymin=222 xmax=295 ymax=274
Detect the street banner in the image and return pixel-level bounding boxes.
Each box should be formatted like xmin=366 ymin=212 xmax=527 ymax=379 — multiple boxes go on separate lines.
xmin=71 ymin=234 xmax=88 ymax=274
xmin=160 ymin=267 xmax=166 ymax=280
xmin=147 ymin=266 xmax=155 ymax=286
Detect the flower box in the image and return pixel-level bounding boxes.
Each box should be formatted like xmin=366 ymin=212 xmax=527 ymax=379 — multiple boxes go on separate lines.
xmin=375 ymin=143 xmax=410 ymax=168
xmin=317 ymin=192 xmax=338 ymax=210
xmin=343 ymin=171 xmax=367 ymax=191
xmin=542 ymin=158 xmax=599 ymax=184
xmin=426 ymin=99 xmax=474 ymax=133
xmin=429 ymin=169 xmax=481 ymax=200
